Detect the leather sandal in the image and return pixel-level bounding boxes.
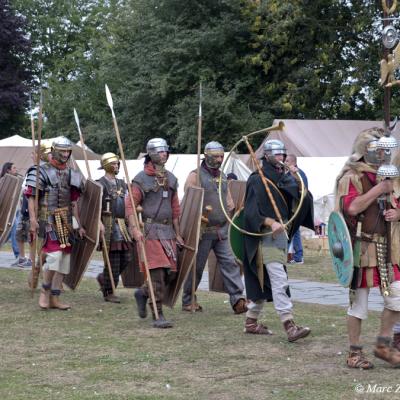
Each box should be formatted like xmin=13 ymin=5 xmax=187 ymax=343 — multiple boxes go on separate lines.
xmin=347 ymin=349 xmax=374 ymax=370
xmin=244 ymin=318 xmax=273 ymax=335
xmin=182 ymin=303 xmax=203 ymax=312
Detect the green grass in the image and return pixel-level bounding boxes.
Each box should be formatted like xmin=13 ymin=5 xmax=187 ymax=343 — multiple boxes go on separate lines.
xmin=0 ymin=268 xmax=398 ymax=400
xmin=288 ymin=251 xmax=338 ymax=283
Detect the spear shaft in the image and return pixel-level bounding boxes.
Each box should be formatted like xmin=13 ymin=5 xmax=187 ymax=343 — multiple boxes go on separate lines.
xmin=73 ymin=108 xmax=116 ymax=294
xmin=105 ymin=85 xmax=159 ymax=320
xmin=192 ymin=83 xmax=203 ymax=311
xmin=31 ymin=92 xmax=43 ymax=296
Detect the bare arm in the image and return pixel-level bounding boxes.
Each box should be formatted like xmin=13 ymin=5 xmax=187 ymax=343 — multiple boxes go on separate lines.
xmin=28 ymin=195 xmax=39 ymax=238
xmin=347 ymin=180 xmax=392 ymax=216
xmin=184 ymin=172 xmax=198 ymax=192
xmin=72 ymin=200 xmax=86 ymax=237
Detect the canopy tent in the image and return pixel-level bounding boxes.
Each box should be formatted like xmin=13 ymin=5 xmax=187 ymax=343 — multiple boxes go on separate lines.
xmin=251 ymin=119 xmax=400 ymax=227
xmin=0 ymin=135 xmax=100 ymax=176
xmin=76 ymin=153 xmax=252 ymax=200
xmin=296 ymin=156 xmax=347 ymax=225
xmin=254 ymin=119 xmax=395 ymax=158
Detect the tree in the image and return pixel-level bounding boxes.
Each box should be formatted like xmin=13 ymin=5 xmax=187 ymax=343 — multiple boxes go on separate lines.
xmin=242 ymin=0 xmax=382 ymax=120
xmin=0 ymin=0 xmax=32 ymax=136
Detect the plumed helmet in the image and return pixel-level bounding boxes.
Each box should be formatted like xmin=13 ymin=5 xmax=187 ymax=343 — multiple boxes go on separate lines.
xmin=99 ymin=152 xmax=120 ymax=173
xmin=263 ymin=139 xmax=287 ymax=157
xmin=351 ymin=127 xmax=384 ymax=165
xmin=146 ymin=138 xmax=169 ymax=164
xmin=51 ymin=136 xmax=72 ymax=163
xmin=204 ymin=141 xmax=224 ymax=169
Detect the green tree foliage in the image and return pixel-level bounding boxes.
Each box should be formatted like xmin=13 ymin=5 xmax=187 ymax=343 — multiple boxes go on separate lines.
xmin=97 ymin=0 xmax=272 ymax=156
xmin=12 ymin=0 xmax=395 ymax=154
xmin=13 ymin=0 xmax=111 ymax=142
xmin=0 ymin=0 xmax=33 ymax=137
xmin=243 ymin=0 xmax=382 ymax=119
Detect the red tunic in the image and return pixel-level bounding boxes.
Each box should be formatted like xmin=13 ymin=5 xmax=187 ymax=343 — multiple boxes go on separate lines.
xmin=343 ymin=173 xmax=400 ymax=288
xmin=125 ymin=163 xmax=180 ymax=271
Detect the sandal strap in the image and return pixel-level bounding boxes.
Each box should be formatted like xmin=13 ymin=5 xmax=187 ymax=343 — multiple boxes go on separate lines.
xmin=245 ymin=322 xmax=273 ymax=335
xmin=347 ymin=350 xmax=374 ymax=369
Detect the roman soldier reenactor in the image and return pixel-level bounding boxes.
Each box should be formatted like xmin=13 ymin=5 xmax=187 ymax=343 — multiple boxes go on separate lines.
xmin=181 ymin=141 xmax=247 ymax=314
xmin=26 ymin=137 xmax=85 ymax=310
xmin=96 ymin=152 xmax=132 ymax=303
xmin=242 ymin=139 xmax=313 ymax=341
xmin=126 ymin=138 xmax=183 ymax=328
xmin=335 ymin=128 xmax=400 ymax=369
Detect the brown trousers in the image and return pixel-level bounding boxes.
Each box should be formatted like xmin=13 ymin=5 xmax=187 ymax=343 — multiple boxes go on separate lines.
xmin=142 ymin=268 xmax=168 ymax=314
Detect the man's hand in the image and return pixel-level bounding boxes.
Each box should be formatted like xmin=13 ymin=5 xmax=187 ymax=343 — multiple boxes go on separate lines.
xmin=384 ymin=208 xmax=400 ymax=222
xmin=378 ymin=179 xmax=393 ymax=195
xmin=129 ymin=226 xmax=144 ymax=242
xmin=29 ymin=219 xmax=39 ymax=240
xmin=78 ymin=227 xmax=86 ymax=238
xmin=271 ymin=221 xmax=285 ymax=238
xmin=176 ymin=234 xmax=184 ymax=247
xmin=99 ymin=222 xmax=105 ymax=236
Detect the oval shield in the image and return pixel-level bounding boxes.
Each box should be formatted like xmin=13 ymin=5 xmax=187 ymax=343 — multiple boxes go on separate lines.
xmin=229 ymin=207 xmax=245 ymax=263
xmin=328 ymin=211 xmax=354 ymax=287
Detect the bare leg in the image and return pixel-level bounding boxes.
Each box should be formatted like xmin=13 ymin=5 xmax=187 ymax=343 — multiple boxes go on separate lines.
xmin=379 ymin=309 xmax=400 ymax=337
xmin=42 ymin=269 xmax=55 ymax=286
xmin=51 ymin=271 xmax=65 ymax=290
xmin=348 ymin=315 xmax=362 ymax=346
xmin=18 ymin=241 xmax=25 ymax=259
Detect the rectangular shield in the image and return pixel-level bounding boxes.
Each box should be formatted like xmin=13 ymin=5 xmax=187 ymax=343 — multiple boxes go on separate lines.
xmin=208 ymin=180 xmax=246 ymax=293
xmin=64 ymin=179 xmax=102 ymax=290
xmin=163 ymin=186 xmax=204 ymax=307
xmin=121 ymin=244 xmax=144 ymax=288
xmin=0 ymin=174 xmax=24 ymax=246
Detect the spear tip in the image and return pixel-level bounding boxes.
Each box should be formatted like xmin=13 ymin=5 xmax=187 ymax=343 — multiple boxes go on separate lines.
xmin=73 ymin=108 xmax=80 ymax=129
xmin=105 ymin=84 xmax=113 ymax=110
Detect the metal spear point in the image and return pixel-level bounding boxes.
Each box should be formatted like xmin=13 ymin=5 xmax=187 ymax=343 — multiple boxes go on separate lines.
xmin=73 ymin=108 xmax=81 ymax=136
xmin=105 ymin=84 xmax=115 ymax=119
xmin=198 ymin=82 xmax=202 ymax=118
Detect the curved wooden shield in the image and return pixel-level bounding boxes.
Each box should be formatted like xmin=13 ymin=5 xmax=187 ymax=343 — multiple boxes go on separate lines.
xmin=163 ymin=186 xmax=204 ymax=307
xmin=121 ymin=244 xmax=144 ymax=288
xmin=229 ymin=207 xmax=245 ymax=263
xmin=64 ymin=179 xmax=102 ymax=290
xmin=228 ymin=180 xmax=247 ymax=210
xmin=0 ymin=174 xmax=23 ymax=246
xmin=328 ymin=211 xmax=354 ymax=287
xmin=208 ymin=181 xmax=246 ymax=292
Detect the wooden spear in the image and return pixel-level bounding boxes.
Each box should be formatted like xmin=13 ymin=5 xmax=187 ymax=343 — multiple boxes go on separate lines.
xmin=73 ymin=108 xmax=116 ymax=295
xmin=105 ymin=84 xmax=159 ymax=320
xmin=31 ymin=91 xmax=44 ymax=296
xmin=191 ymin=82 xmax=203 ymax=311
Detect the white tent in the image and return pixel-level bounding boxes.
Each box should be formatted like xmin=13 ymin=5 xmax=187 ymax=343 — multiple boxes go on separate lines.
xmin=76 ymin=153 xmax=252 ymax=200
xmin=0 ymin=135 xmax=100 ymax=176
xmin=297 ymin=156 xmax=347 ymax=225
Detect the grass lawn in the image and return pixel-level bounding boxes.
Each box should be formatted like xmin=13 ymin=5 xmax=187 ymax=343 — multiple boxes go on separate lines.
xmin=288 ymin=251 xmax=338 ymax=283
xmin=0 ymin=268 xmax=398 ymax=400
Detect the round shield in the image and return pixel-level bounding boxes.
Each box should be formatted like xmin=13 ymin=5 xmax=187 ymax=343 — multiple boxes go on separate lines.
xmin=229 ymin=207 xmax=245 ymax=263
xmin=328 ymin=211 xmax=354 ymax=287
